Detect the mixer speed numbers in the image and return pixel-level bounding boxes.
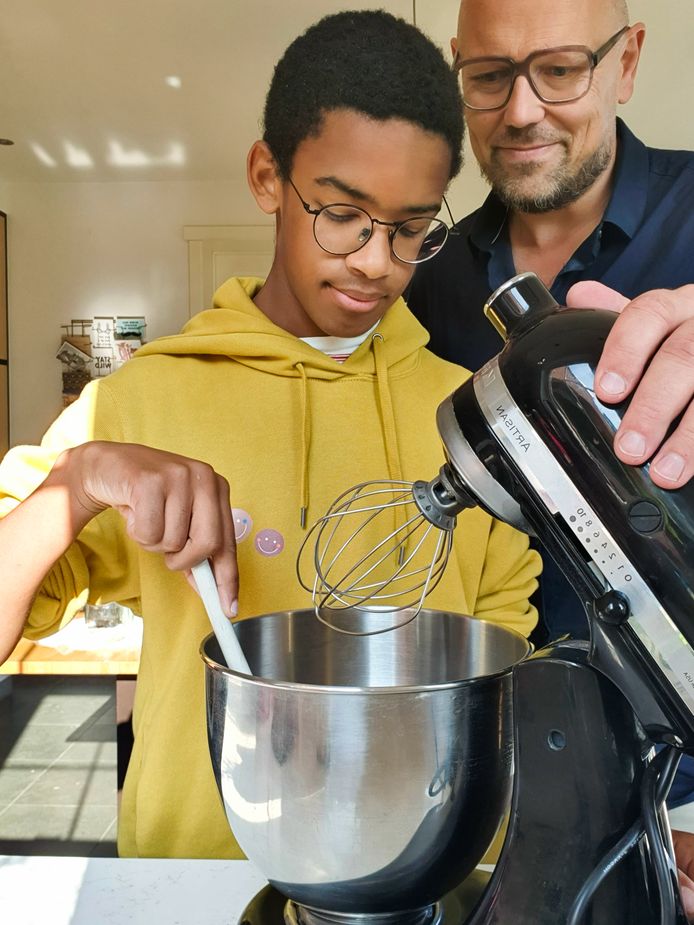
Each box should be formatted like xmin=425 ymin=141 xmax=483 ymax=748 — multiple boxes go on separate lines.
xmin=569 ymin=506 xmax=634 ymax=585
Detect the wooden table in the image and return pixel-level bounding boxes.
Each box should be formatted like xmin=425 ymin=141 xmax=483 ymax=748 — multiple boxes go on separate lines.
xmin=0 ymin=615 xmax=140 ymax=676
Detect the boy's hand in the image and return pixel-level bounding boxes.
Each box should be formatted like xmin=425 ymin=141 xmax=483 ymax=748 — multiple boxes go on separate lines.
xmin=52 ymin=441 xmax=238 ymax=617
xmin=566 ymin=281 xmax=694 ymax=489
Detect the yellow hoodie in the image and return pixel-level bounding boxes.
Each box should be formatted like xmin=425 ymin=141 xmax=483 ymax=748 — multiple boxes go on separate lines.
xmin=0 ymin=278 xmax=539 ymax=858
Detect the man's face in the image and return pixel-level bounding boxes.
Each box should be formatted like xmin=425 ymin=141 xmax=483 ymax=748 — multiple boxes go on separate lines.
xmin=454 ymin=0 xmax=639 ymax=213
xmin=263 ymin=109 xmax=452 ymax=338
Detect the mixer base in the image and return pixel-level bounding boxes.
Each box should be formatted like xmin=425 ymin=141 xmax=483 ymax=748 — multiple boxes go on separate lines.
xmin=238 ymin=872 xmax=491 ymax=925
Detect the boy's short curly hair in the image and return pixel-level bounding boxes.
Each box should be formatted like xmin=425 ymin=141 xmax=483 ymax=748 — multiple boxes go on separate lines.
xmin=262 ymin=9 xmax=464 ymax=181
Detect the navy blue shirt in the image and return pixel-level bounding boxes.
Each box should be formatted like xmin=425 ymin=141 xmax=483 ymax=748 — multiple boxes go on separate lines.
xmin=407 ymin=120 xmax=694 ymax=805
xmin=408 ymin=120 xmax=694 ymax=373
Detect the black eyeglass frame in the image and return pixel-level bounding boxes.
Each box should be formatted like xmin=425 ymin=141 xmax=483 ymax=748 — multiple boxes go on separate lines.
xmin=454 ymin=24 xmax=630 ymax=112
xmin=286 ymin=177 xmax=457 ymax=265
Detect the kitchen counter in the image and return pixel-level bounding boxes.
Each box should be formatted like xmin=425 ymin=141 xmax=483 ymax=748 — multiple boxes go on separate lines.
xmin=3 ymin=808 xmax=694 ymax=923
xmin=0 ymin=856 xmax=268 ymax=925
xmin=0 ymin=614 xmax=141 ymax=676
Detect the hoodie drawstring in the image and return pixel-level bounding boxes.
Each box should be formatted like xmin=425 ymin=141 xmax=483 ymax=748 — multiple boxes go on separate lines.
xmin=371 ymin=333 xmax=404 ymax=485
xmin=372 ymin=333 xmax=409 ymax=563
xmin=295 ymin=362 xmax=311 ymax=528
xmin=295 ymin=334 xmax=406 ymax=536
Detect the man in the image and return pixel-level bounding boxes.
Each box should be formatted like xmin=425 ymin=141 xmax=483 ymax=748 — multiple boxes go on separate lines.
xmin=407 ymin=0 xmax=694 ymax=639
xmin=407 ymin=0 xmax=694 ymax=912
xmin=409 ymin=0 xmax=694 ymax=485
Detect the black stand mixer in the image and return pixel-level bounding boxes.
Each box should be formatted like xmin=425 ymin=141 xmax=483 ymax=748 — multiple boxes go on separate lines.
xmin=431 ymin=271 xmax=694 ymax=923
xmin=209 ymin=272 xmax=694 ymax=925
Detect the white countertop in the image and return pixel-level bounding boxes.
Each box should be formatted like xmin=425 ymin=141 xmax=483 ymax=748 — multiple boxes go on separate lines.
xmin=4 ymin=804 xmax=694 ymax=924
xmin=0 ymin=856 xmax=268 ymax=925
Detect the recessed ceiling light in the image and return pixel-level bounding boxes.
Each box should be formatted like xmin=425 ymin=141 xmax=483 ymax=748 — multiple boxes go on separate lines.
xmin=31 ymin=143 xmax=57 ymax=167
xmin=165 ymin=75 xmax=182 ymax=89
xmin=0 ymin=138 xmax=14 ymax=146
xmin=64 ymin=141 xmax=93 ymax=169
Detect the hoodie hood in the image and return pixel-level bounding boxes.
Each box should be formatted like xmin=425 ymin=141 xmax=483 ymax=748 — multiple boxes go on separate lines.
xmin=135 ymin=276 xmax=432 ymax=528
xmin=135 ymin=277 xmax=430 ymax=378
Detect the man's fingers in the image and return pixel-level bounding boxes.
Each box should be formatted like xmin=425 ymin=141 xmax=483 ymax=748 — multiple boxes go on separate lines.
xmin=567 ymin=285 xmax=694 ymax=485
xmin=679 ymin=868 xmax=694 ymax=921
xmin=606 ymin=311 xmax=694 ymax=479
xmin=566 ymin=279 xmax=629 ymax=313
xmin=592 ymin=289 xmax=688 ymax=403
xmin=616 ymin=339 xmax=694 ymax=487
xmin=591 ymin=288 xmax=694 ymax=404
xmin=673 ymin=830 xmax=694 ymax=878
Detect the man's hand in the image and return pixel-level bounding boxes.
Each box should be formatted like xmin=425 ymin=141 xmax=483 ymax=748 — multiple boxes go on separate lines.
xmin=51 ymin=441 xmax=239 ymax=616
xmin=566 ymin=281 xmax=694 ymax=489
xmin=672 ymin=830 xmax=694 ymax=920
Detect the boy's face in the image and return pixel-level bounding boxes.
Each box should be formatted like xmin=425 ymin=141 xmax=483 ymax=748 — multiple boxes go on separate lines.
xmin=253 ymin=109 xmax=453 ymax=339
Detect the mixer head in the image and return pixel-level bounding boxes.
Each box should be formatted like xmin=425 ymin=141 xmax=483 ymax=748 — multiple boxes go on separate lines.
xmin=296 ymin=470 xmax=473 ymax=635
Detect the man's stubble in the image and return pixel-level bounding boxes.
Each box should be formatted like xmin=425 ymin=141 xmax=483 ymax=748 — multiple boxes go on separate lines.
xmin=481 ymin=131 xmax=614 ymax=213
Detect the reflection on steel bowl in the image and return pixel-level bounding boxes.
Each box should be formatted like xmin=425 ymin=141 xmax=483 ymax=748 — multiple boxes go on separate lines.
xmin=201 ymin=609 xmax=530 ymax=915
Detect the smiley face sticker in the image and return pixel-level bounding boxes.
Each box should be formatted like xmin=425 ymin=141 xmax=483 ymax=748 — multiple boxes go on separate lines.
xmin=255 ymin=528 xmax=285 ymax=557
xmin=232 ymin=508 xmax=253 ymax=543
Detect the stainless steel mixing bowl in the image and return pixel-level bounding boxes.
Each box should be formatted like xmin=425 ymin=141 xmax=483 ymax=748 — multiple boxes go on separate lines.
xmin=201 ymin=609 xmax=530 ymax=915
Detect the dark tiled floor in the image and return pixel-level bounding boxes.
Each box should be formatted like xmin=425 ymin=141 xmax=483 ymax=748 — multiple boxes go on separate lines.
xmin=0 ymin=675 xmax=118 ymax=856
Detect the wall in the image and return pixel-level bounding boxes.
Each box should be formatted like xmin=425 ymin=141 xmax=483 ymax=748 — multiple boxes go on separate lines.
xmin=3 ymin=178 xmax=269 ymax=444
xmin=2 ymin=0 xmax=693 ymax=446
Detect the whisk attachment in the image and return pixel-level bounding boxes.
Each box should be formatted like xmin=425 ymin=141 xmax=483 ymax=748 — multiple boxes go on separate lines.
xmin=297 ymin=465 xmax=474 ymax=635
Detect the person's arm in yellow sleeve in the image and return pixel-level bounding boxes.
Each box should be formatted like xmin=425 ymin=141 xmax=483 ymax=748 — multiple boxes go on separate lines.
xmin=0 ymin=437 xmax=239 ymax=663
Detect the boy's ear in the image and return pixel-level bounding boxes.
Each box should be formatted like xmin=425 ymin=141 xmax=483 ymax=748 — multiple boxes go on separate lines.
xmin=247 ymin=141 xmax=283 ymax=215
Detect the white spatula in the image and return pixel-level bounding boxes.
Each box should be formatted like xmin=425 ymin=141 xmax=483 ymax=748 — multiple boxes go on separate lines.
xmin=192 ymin=560 xmax=251 ymax=675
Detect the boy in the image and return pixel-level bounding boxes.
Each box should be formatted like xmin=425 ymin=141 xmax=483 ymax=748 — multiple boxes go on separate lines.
xmin=0 ymin=10 xmax=539 ymax=858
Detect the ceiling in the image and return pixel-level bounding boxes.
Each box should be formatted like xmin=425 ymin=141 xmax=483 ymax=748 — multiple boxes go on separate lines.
xmin=2 ymin=1 xmax=691 ymax=191
xmin=0 ymin=0 xmax=462 ymax=184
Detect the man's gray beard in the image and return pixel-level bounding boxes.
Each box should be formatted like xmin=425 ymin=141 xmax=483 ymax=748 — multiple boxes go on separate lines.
xmin=483 ymin=139 xmax=613 ymax=214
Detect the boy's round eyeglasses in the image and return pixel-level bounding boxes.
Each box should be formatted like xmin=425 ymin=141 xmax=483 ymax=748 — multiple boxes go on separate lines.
xmin=454 ymin=25 xmax=630 ymax=112
xmin=287 ymin=177 xmax=454 ymax=264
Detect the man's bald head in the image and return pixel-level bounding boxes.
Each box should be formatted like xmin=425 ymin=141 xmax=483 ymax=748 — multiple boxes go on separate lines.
xmin=456 ymin=0 xmax=629 ymax=15
xmin=457 ymin=0 xmax=629 ymax=45
xmin=614 ymin=1 xmax=629 ymax=24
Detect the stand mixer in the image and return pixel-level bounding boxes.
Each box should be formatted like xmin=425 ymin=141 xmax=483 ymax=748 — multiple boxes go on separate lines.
xmin=205 ymin=272 xmax=694 ymax=925
xmin=424 ymin=274 xmax=694 ymax=925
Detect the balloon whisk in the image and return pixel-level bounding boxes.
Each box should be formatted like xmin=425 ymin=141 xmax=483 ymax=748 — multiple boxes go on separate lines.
xmin=297 ymin=466 xmax=473 ymax=635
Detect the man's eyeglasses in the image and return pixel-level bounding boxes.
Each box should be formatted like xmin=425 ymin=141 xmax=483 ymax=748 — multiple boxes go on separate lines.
xmin=287 ymin=177 xmax=454 ymax=265
xmin=454 ymin=25 xmax=630 ymax=112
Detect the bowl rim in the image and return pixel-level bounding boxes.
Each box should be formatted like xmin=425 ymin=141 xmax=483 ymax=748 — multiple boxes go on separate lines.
xmin=199 ymin=608 xmax=532 ymax=694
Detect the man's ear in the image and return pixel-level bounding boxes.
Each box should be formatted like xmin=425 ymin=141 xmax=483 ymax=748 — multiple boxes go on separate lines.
xmin=450 ymin=36 xmax=458 ymax=62
xmin=617 ymin=22 xmax=646 ymax=104
xmin=247 ymin=141 xmax=282 ymax=215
